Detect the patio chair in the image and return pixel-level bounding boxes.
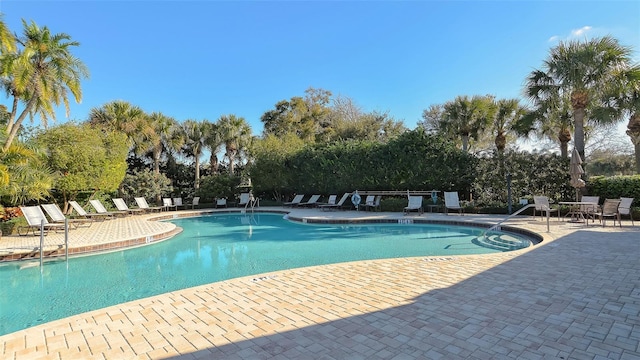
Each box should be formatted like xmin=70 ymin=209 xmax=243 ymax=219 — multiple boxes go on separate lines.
xmin=41 ymin=203 xmax=93 ymax=229
xmin=172 ymin=197 xmax=185 ymax=210
xmin=595 ymin=199 xmax=621 ymax=227
xmin=68 ymin=200 xmax=113 ymax=221
xmin=318 ymin=193 xmax=350 ymax=211
xmin=216 ymin=198 xmax=227 ymax=208
xmin=113 ymin=198 xmax=145 ymax=215
xmin=444 ymin=191 xmax=464 ymax=215
xmin=359 ymin=195 xmax=375 ymax=211
xmin=162 ymin=198 xmax=177 ymax=211
xmin=91 ymin=199 xmax=128 ymax=217
xmin=298 ymin=194 xmax=321 ymax=207
xmin=184 ymin=197 xmax=200 ymax=209
xmin=618 ymin=197 xmax=634 ymax=226
xmin=363 ymin=195 xmax=382 ymax=212
xmin=533 ymin=196 xmax=559 ymax=220
xmin=18 ymin=205 xmax=66 ymax=236
xmin=403 ymin=196 xmax=423 ymax=215
xmin=134 ymin=197 xmax=163 ymax=213
xmin=580 ymin=196 xmax=600 ymax=222
xmin=283 ymin=194 xmax=305 ymax=207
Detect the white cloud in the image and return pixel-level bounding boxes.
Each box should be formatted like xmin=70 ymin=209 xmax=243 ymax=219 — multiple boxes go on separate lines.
xmin=570 ymin=26 xmax=593 ymax=38
xmin=548 ymin=26 xmax=595 ymax=43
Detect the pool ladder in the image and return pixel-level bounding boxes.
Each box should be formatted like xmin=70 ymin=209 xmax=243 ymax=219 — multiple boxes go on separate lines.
xmin=244 ymin=194 xmax=259 ymax=213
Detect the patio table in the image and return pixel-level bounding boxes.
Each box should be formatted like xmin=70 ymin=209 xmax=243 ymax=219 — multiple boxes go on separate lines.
xmin=559 ymin=201 xmax=599 ymax=224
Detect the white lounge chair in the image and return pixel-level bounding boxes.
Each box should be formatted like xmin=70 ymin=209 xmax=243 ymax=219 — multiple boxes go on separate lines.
xmin=113 ymin=198 xmax=145 ymax=215
xmin=134 ymin=197 xmax=163 ymax=212
xmin=359 ymin=195 xmax=375 ymax=211
xmin=18 ymin=205 xmax=65 ymax=236
xmin=68 ymin=200 xmax=113 ymax=221
xmin=618 ymin=197 xmax=634 ymax=226
xmin=403 ymin=196 xmax=423 ymax=215
xmin=41 ymin=203 xmax=92 ymax=229
xmin=216 ymin=198 xmax=227 ymax=208
xmin=298 ymin=194 xmax=321 ymax=207
xmin=444 ymin=192 xmax=464 ymax=215
xmin=319 ymin=193 xmax=350 ymax=211
xmin=283 ymin=194 xmax=305 ymax=207
xmin=90 ymin=199 xmax=127 ymax=217
xmin=238 ymin=193 xmax=251 ymax=207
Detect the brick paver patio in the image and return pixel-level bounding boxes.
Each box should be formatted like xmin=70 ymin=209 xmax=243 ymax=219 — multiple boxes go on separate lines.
xmin=0 ymin=208 xmax=638 ymax=359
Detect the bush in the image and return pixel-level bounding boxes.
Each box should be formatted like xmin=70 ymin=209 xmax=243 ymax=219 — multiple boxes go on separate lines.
xmin=587 ymin=175 xmax=640 ymax=206
xmin=120 ymin=169 xmax=173 ymax=206
xmin=196 ymin=174 xmax=242 ymax=203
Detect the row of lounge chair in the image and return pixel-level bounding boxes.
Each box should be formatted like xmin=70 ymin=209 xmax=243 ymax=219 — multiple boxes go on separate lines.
xmin=281 ymin=191 xmax=466 ymax=215
xmin=18 ymin=197 xmax=201 ymax=236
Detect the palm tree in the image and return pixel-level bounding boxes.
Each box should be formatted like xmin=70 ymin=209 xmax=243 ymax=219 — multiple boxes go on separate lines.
xmin=88 ymin=100 xmax=145 ymax=139
xmin=137 ymin=112 xmax=182 ymax=175
xmin=514 ymin=96 xmax=574 ymax=158
xmin=181 ymin=119 xmax=210 ymax=189
xmin=492 ymin=98 xmax=526 ymax=153
xmin=216 ymin=114 xmax=252 ymax=175
xmin=440 ymin=95 xmax=495 ymax=152
xmin=526 ymin=36 xmax=634 ymax=160
xmin=0 ymin=16 xmax=16 ymax=54
xmin=2 ymin=20 xmax=89 ymax=151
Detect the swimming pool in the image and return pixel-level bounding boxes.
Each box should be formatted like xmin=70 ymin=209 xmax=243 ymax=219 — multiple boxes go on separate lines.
xmin=0 ymin=212 xmax=533 ymax=335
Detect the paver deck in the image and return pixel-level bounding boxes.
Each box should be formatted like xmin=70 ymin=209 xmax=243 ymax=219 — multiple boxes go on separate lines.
xmin=1 ymin=207 xmax=639 ymax=359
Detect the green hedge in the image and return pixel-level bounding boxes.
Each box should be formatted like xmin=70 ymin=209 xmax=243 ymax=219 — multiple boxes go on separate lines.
xmin=587 ymin=175 xmax=640 ymax=207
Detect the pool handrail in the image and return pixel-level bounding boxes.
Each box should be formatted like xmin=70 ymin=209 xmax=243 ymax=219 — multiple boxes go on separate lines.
xmin=482 ymin=204 xmax=547 ymax=237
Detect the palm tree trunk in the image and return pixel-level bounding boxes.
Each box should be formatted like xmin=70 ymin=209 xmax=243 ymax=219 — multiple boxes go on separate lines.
xmin=4 ymin=96 xmax=38 ymax=151
xmin=559 ymin=140 xmax=568 ymax=158
xmin=153 ymin=146 xmax=161 ymax=175
xmin=462 ymin=135 xmax=469 ymax=152
xmin=573 ymin=107 xmax=586 ymax=160
xmin=195 ymin=155 xmax=200 ymax=189
xmin=627 ymin=113 xmax=640 ymax=173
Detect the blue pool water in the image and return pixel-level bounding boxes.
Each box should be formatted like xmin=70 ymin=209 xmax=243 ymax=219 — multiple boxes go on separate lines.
xmin=0 ymin=213 xmax=532 ymax=336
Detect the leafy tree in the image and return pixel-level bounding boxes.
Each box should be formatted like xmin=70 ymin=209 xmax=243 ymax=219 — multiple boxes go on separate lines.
xmin=196 ymin=174 xmax=241 ymax=203
xmin=526 ymin=36 xmax=634 ymax=161
xmin=34 ymin=123 xmax=128 ymax=210
xmin=1 ymin=20 xmax=89 ymax=151
xmin=249 ymin=133 xmax=305 ymax=201
xmin=119 ymin=169 xmax=173 ymax=205
xmin=514 ymin=98 xmax=574 ymax=158
xmin=261 ymin=87 xmax=332 ymax=142
xmin=0 ymin=135 xmax=50 ymax=205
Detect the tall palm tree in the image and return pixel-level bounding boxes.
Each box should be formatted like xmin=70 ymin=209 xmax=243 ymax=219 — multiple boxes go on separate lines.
xmin=181 ymin=119 xmax=210 ymax=189
xmin=440 ymin=95 xmax=495 ymax=152
xmin=0 ymin=16 xmax=16 ymax=54
xmin=526 ymin=36 xmax=634 ymax=160
xmin=492 ymin=98 xmax=526 ymax=153
xmin=216 ymin=114 xmax=252 ymax=175
xmin=514 ymin=96 xmax=574 ymax=158
xmin=205 ymin=122 xmax=223 ymax=175
xmin=2 ymin=20 xmax=89 ymax=151
xmin=88 ymin=100 xmax=144 ymax=139
xmin=138 ymin=112 xmax=182 ymax=175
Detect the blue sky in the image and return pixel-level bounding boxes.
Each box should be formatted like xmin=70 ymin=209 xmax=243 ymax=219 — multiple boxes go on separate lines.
xmin=1 ymin=1 xmax=639 ymax=138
